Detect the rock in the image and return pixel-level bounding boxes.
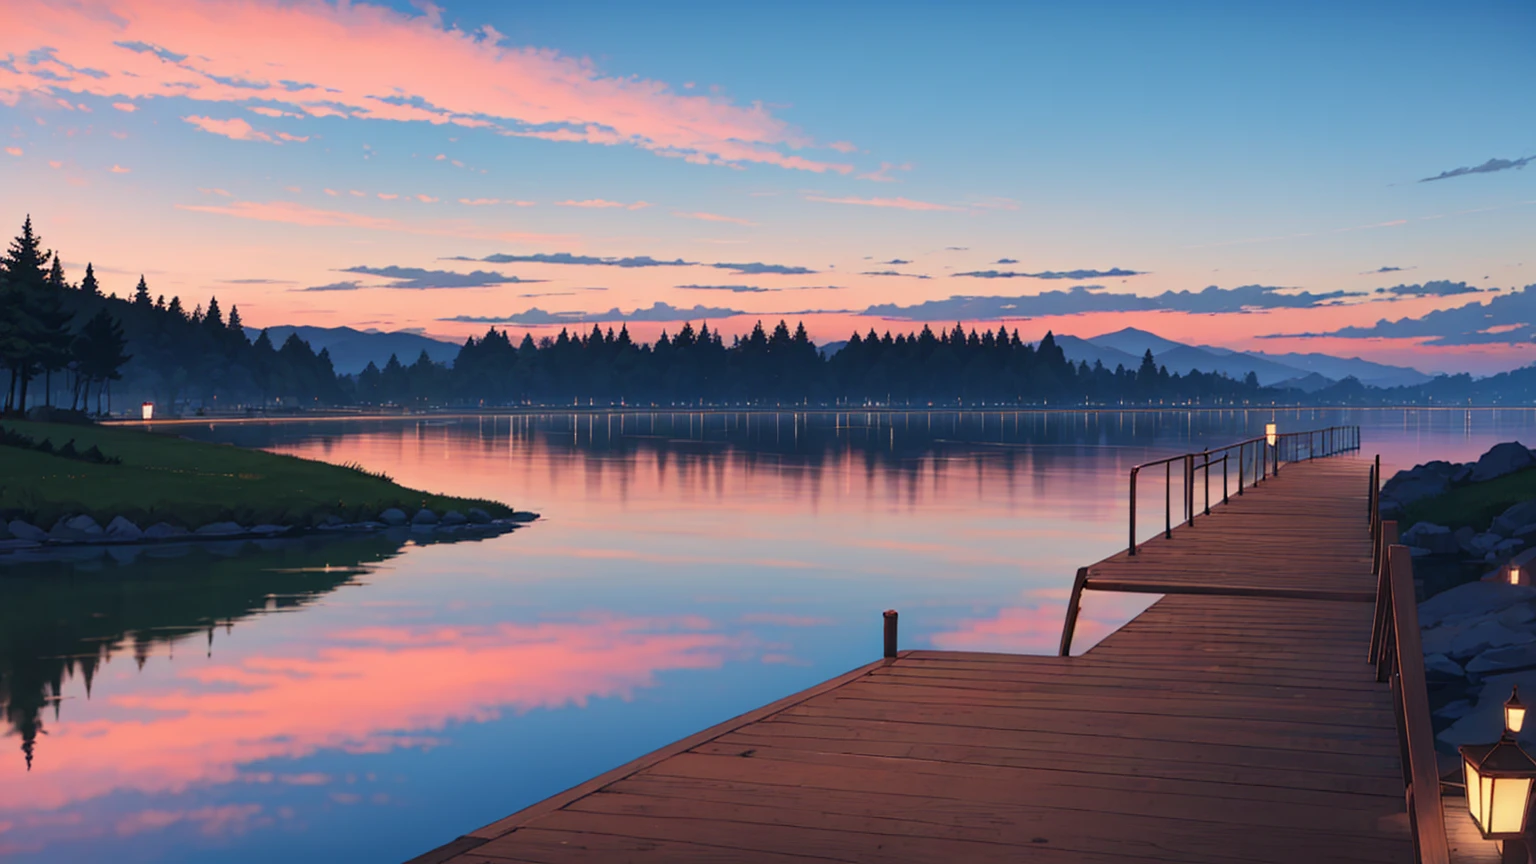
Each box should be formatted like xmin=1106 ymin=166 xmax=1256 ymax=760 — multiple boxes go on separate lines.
xmin=1497 ymin=538 xmax=1526 ymax=558
xmin=1467 ymin=642 xmax=1536 ymax=676
xmin=466 ymin=508 xmax=492 ymax=524
xmin=65 ymin=514 xmax=103 ymax=535
xmin=1382 ymin=462 xmax=1455 ymax=507
xmin=1470 ymin=532 xmax=1505 ymax=555
xmin=1420 ymin=580 xmax=1536 ymax=629
xmin=1455 ymin=526 xmax=1477 ymax=552
xmin=1402 ymin=522 xmax=1458 ymax=555
xmin=1380 ymin=499 xmax=1405 ymax=521
xmin=1498 ymin=603 xmax=1536 ymax=628
xmin=1442 ymin=669 xmax=1536 ymax=751
xmin=1435 ymin=699 xmax=1475 ymax=721
xmin=509 ymin=511 xmax=539 ymax=523
xmin=196 ymin=521 xmax=245 ymax=536
xmin=1425 ymin=653 xmax=1466 ymax=678
xmin=7 ymin=520 xmax=47 ymax=542
xmin=1449 ymin=619 xmax=1536 ymax=661
xmin=1452 ymin=465 xmax=1475 ymax=484
xmin=1471 ymin=442 xmax=1536 ymax=483
xmin=412 ymin=508 xmax=439 ymax=525
xmin=1495 ymin=500 xmax=1536 ymax=536
xmin=1513 ymin=523 xmax=1536 ymax=543
xmin=143 ymin=522 xmax=189 ymax=539
xmin=440 ymin=510 xmax=468 ymax=526
xmin=319 ymin=515 xmax=345 ymax=528
xmin=249 ymin=524 xmax=290 ymax=535
xmin=1408 ymin=546 xmax=1432 ymax=558
xmin=105 ymin=516 xmax=143 ymax=540
xmin=378 ymin=508 xmax=408 ymax=526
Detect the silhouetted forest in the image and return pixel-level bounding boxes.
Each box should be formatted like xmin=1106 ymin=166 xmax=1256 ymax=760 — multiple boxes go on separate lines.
xmin=4 ymin=215 xmax=1522 ymax=413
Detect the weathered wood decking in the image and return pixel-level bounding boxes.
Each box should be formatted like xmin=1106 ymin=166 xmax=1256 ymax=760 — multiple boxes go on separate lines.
xmin=413 ymin=457 xmax=1424 ymax=864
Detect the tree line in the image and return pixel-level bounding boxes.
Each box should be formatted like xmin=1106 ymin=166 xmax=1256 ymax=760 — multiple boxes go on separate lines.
xmin=15 ymin=214 xmax=1508 ymax=414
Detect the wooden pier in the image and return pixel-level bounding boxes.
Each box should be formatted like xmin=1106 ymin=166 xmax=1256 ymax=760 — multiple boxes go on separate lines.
xmin=409 ymin=453 xmax=1466 ymax=864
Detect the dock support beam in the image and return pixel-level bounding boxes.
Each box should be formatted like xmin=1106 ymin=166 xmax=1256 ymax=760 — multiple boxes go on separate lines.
xmin=883 ymin=609 xmax=898 ymax=659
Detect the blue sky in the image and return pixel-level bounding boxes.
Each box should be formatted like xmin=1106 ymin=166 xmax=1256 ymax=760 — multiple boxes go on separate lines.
xmin=1 ymin=0 xmax=1532 ymax=372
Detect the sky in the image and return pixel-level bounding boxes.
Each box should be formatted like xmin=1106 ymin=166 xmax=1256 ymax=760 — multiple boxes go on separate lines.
xmin=1 ymin=0 xmax=1533 ymax=375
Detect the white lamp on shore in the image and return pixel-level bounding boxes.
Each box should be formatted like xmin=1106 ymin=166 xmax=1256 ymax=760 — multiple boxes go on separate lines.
xmin=1265 ymin=423 xmax=1277 ymax=447
xmin=141 ymin=401 xmax=154 ymax=421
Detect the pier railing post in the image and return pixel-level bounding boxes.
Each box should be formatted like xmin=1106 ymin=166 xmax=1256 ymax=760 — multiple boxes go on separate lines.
xmin=883 ymin=609 xmax=898 ymax=659
xmin=1128 ymin=467 xmax=1139 ymax=555
xmin=1059 ymin=568 xmax=1089 ymax=657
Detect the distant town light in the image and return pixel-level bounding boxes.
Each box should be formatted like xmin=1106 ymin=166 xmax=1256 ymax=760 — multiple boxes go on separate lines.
xmin=1265 ymin=422 xmax=1277 ymax=447
xmin=141 ymin=401 xmax=154 ymax=421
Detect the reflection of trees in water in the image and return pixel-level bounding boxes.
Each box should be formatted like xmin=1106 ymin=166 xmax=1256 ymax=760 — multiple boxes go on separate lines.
xmin=0 ymin=532 xmax=426 ymax=771
xmin=194 ymin=408 xmax=1290 ymax=479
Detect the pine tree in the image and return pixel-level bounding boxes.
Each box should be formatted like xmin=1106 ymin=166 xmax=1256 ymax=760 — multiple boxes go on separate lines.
xmin=46 ymin=256 xmax=66 ymax=290
xmin=226 ymin=305 xmax=243 ymax=334
xmin=80 ymin=262 xmax=99 ymax=296
xmin=133 ymin=275 xmax=151 ymax=306
xmin=203 ymin=296 xmax=223 ymax=330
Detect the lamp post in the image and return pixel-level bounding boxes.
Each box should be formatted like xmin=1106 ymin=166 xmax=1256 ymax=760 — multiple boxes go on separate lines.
xmin=1461 ymin=687 xmax=1536 ymax=862
xmin=141 ymin=401 xmax=154 ymax=421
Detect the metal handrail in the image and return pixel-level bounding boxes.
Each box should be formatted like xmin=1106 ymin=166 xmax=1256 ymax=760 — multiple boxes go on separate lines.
xmin=1127 ymin=425 xmax=1360 ymax=555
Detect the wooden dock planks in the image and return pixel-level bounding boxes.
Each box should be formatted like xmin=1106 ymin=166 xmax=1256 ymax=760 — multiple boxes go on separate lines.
xmin=411 ymin=456 xmax=1424 ymax=864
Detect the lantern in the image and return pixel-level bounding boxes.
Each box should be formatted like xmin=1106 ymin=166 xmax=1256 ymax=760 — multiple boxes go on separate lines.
xmin=1460 ymin=687 xmax=1536 ymax=840
xmin=1512 ymin=564 xmax=1523 ymax=587
xmin=141 ymin=401 xmax=154 ymax=421
xmin=1265 ymin=423 xmax=1277 ymax=447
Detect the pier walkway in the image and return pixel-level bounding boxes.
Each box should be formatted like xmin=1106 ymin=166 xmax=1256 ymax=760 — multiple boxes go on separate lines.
xmin=410 ymin=456 xmax=1442 ymax=864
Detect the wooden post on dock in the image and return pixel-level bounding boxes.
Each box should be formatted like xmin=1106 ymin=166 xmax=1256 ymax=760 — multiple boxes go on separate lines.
xmin=883 ymin=609 xmax=898 ymax=658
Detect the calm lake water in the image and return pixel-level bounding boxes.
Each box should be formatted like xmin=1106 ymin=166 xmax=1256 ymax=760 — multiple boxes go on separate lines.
xmin=4 ymin=407 xmax=1535 ymax=862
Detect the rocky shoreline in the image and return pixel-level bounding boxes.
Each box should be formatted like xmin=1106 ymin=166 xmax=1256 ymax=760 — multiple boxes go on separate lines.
xmin=1385 ymin=441 xmax=1536 ymax=759
xmin=0 ymin=506 xmax=539 ymax=558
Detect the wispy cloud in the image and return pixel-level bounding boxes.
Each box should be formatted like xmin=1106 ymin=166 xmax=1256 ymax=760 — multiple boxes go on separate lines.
xmin=3 ymin=147 xmax=22 ymax=157
xmin=1282 ymin=283 xmax=1536 ymax=345
xmin=458 ymin=198 xmax=535 ymax=206
xmin=110 ymin=164 xmax=130 ymax=173
xmin=856 ymin=161 xmax=912 ymax=183
xmin=711 ymin=261 xmax=816 ymax=275
xmin=1372 ymin=280 xmax=1485 ymax=298
xmin=182 ymin=115 xmax=276 ymax=143
xmin=955 ymin=267 xmax=1145 ymax=280
xmin=325 ymin=265 xmax=543 ymax=289
xmin=804 ymin=194 xmax=961 ymax=212
xmin=441 ymin=301 xmax=746 ymax=325
xmin=676 ymin=284 xmax=843 ymax=293
xmin=1363 ymin=265 xmax=1410 ymax=274
xmin=1420 ymin=155 xmax=1534 ymax=183
xmin=2 ymin=0 xmax=855 ymax=173
xmin=860 ymin=270 xmax=931 ymax=279
xmin=557 ymin=199 xmax=651 ymax=210
xmin=673 ymin=211 xmax=756 ymax=226
xmin=463 ymin=252 xmax=692 ymax=268
xmin=863 ymin=284 xmax=1359 ymax=321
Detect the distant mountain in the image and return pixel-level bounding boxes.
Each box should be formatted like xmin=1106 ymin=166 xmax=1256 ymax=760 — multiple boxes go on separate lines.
xmin=1152 ymin=345 xmax=1310 ymax=386
xmin=1273 ymin=372 xmax=1337 ymax=393
xmin=1241 ymin=350 xmax=1432 ymax=389
xmin=246 ymin=325 xmax=462 ymax=375
xmin=1053 ymin=335 xmax=1143 ymax=372
xmin=818 ymin=340 xmax=849 ymax=358
xmin=1083 ymin=327 xmax=1186 ymax=358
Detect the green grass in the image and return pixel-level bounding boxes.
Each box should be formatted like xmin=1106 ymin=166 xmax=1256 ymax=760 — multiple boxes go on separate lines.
xmin=1403 ymin=466 xmax=1536 ymax=530
xmin=0 ymin=420 xmax=516 ymax=530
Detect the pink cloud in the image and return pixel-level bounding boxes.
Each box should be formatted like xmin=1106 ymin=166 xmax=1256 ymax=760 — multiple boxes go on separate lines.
xmin=804 ymin=194 xmax=960 ymax=212
xmin=109 ymin=164 xmax=130 ymax=173
xmin=673 ymin=210 xmax=756 ymax=226
xmin=247 ymin=106 xmax=300 ymax=118
xmin=557 ymin=199 xmax=650 ymax=210
xmin=111 ymin=102 xmax=136 ymax=112
xmin=174 ymin=199 xmax=564 ymax=244
xmin=415 ymin=194 xmax=438 ymax=203
xmin=275 ymin=132 xmax=309 ymax=142
xmin=196 ymin=187 xmax=231 ymax=196
xmin=3 ymin=147 xmax=20 ymax=157
xmin=828 ymin=140 xmax=858 ymax=154
xmin=856 ymin=161 xmax=912 ymax=182
xmin=47 ymin=159 xmax=62 ymax=168
xmin=376 ymin=192 xmax=398 ymax=200
xmin=0 ymin=0 xmax=854 ymax=173
xmin=182 ymin=115 xmax=272 ymax=143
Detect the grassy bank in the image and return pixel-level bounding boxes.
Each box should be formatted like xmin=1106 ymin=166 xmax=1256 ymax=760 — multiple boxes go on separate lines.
xmin=0 ymin=420 xmax=515 ymax=529
xmin=1404 ymin=466 xmax=1536 ymax=530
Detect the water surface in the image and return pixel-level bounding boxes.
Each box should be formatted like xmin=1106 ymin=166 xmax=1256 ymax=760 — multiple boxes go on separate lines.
xmin=3 ymin=408 xmax=1532 ymax=862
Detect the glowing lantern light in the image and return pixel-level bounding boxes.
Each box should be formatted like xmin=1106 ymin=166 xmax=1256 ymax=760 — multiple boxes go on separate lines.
xmin=1265 ymin=422 xmax=1277 ymax=447
xmin=141 ymin=402 xmax=154 ymax=421
xmin=1460 ymin=687 xmax=1536 ymax=840
xmin=1512 ymin=564 xmax=1522 ymax=586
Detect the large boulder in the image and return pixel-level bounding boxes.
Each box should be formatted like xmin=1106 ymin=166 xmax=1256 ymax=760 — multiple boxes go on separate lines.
xmin=1382 ymin=461 xmax=1457 ymax=507
xmin=466 ymin=508 xmax=492 ymax=524
xmin=440 ymin=510 xmax=468 ymax=526
xmin=65 ymin=515 xmax=103 ymax=535
xmin=1495 ymin=500 xmax=1536 ymax=536
xmin=143 ymin=522 xmax=189 ymax=539
xmin=1471 ymin=442 xmax=1536 ymax=483
xmin=412 ymin=508 xmax=439 ymax=525
xmin=7 ymin=520 xmax=47 ymax=542
xmin=378 ymin=508 xmax=408 ymax=526
xmin=105 ymin=516 xmax=143 ymax=540
xmin=195 ymin=521 xmax=245 ymax=536
xmin=1402 ymin=522 xmax=1459 ymax=555
xmin=1420 ymin=580 xmax=1536 ymax=629
xmin=1470 ymin=533 xmax=1505 ymax=556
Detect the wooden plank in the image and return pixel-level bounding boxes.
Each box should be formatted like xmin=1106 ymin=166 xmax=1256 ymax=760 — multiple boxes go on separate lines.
xmin=426 ymin=455 xmax=1431 ymax=864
